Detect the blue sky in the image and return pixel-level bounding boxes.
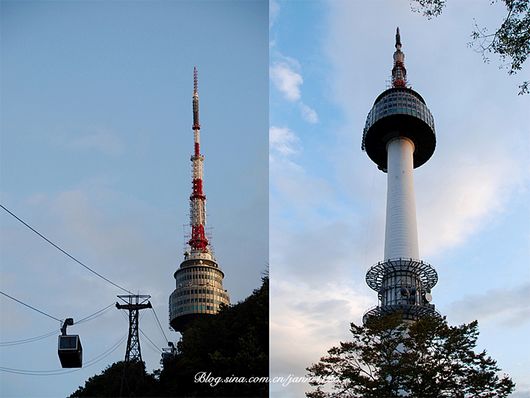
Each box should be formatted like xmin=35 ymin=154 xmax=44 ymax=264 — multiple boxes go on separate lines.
xmin=270 ymin=1 xmax=529 ymax=397
xmin=0 ymin=1 xmax=267 ymax=397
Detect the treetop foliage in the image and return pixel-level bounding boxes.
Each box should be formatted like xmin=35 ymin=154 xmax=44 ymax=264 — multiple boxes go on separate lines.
xmin=306 ymin=314 xmax=515 ymax=398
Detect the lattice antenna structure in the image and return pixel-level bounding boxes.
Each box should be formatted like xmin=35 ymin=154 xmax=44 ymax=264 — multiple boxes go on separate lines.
xmin=188 ymin=66 xmax=209 ymax=253
xmin=116 ymin=295 xmax=152 ymax=362
xmin=361 ymin=28 xmax=439 ymax=323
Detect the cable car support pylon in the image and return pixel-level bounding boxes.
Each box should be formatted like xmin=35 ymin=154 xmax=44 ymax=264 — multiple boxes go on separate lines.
xmin=115 ymin=295 xmax=152 ymax=362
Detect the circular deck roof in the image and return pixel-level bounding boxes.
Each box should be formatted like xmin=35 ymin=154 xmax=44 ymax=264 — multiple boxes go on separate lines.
xmin=362 ymin=87 xmax=436 ymax=171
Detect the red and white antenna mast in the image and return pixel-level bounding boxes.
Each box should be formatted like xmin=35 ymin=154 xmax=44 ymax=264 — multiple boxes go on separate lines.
xmin=392 ymin=27 xmax=407 ymax=88
xmin=188 ymin=67 xmax=209 ymax=253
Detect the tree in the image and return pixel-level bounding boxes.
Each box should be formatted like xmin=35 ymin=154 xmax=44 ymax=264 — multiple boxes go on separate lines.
xmin=306 ymin=314 xmax=515 ymax=398
xmin=411 ymin=0 xmax=530 ymax=94
xmin=69 ymin=360 xmax=158 ymax=397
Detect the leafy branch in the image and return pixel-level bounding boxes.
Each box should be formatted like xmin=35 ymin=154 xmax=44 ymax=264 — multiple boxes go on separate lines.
xmin=411 ymin=0 xmax=530 ymax=94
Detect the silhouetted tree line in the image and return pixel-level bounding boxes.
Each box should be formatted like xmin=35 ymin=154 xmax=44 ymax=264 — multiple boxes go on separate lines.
xmin=70 ymin=276 xmax=268 ymax=398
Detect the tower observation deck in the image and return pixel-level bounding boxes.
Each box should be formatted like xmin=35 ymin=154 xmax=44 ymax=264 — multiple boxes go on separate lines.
xmin=169 ymin=68 xmax=230 ymax=333
xmin=362 ymin=28 xmax=438 ymax=323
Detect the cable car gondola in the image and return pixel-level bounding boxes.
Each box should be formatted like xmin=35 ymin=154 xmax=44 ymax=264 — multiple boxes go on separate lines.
xmin=58 ymin=318 xmax=82 ymax=368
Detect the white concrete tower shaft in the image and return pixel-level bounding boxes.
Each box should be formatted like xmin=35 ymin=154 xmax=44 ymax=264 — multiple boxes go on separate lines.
xmin=384 ymin=137 xmax=419 ymax=261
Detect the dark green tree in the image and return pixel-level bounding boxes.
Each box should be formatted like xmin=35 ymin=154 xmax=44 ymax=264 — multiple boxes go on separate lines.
xmin=69 ymin=360 xmax=157 ymax=397
xmin=411 ymin=0 xmax=529 ymax=94
xmin=306 ymin=314 xmax=515 ymax=398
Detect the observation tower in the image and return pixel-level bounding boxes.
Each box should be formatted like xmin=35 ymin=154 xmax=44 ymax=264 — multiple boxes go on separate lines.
xmin=362 ymin=28 xmax=438 ymax=323
xmin=169 ymin=68 xmax=230 ymax=333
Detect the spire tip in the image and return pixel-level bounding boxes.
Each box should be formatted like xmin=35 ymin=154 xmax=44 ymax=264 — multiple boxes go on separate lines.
xmin=392 ymin=27 xmax=407 ymax=88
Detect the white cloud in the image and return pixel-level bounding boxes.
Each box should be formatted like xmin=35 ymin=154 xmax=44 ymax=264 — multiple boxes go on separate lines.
xmin=270 ymin=126 xmax=299 ymax=157
xmin=417 ymin=152 xmax=521 ymax=257
xmin=270 ymin=62 xmax=303 ymax=102
xmin=448 ymin=282 xmax=530 ymax=327
xmin=270 ymin=278 xmax=372 ymax=396
xmin=271 ymin=52 xmax=319 ymax=124
xmin=299 ymin=103 xmax=319 ymax=124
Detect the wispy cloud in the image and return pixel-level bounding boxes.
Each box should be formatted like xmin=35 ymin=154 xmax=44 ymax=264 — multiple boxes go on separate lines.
xmin=448 ymin=282 xmax=530 ymax=327
xmin=417 ymin=151 xmax=522 ymax=257
xmin=270 ymin=278 xmax=372 ymax=396
xmin=270 ymin=62 xmax=303 ymax=102
xmin=299 ymin=103 xmax=319 ymax=124
xmin=270 ymin=126 xmax=299 ymax=157
xmin=270 ymin=44 xmax=319 ymax=123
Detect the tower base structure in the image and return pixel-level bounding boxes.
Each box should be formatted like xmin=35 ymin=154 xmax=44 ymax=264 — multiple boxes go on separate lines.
xmin=363 ymin=258 xmax=439 ymax=324
xmin=169 ymin=251 xmax=230 ymax=333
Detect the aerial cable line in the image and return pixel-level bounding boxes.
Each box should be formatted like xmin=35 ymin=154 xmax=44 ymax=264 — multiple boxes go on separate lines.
xmin=0 ymin=290 xmax=62 ymax=323
xmin=139 ymin=328 xmax=163 ymax=354
xmin=0 ymin=302 xmax=115 ymax=346
xmin=82 ymin=333 xmax=127 ymax=367
xmin=1 ymin=334 xmax=126 ymax=374
xmin=0 ymin=330 xmax=59 ymax=347
xmin=0 ymin=204 xmax=133 ymax=294
xmin=151 ymin=307 xmax=170 ymax=343
xmin=0 ymin=299 xmax=116 ymax=346
xmin=0 ymin=334 xmax=127 ymax=376
xmin=76 ymin=302 xmax=115 ymax=325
